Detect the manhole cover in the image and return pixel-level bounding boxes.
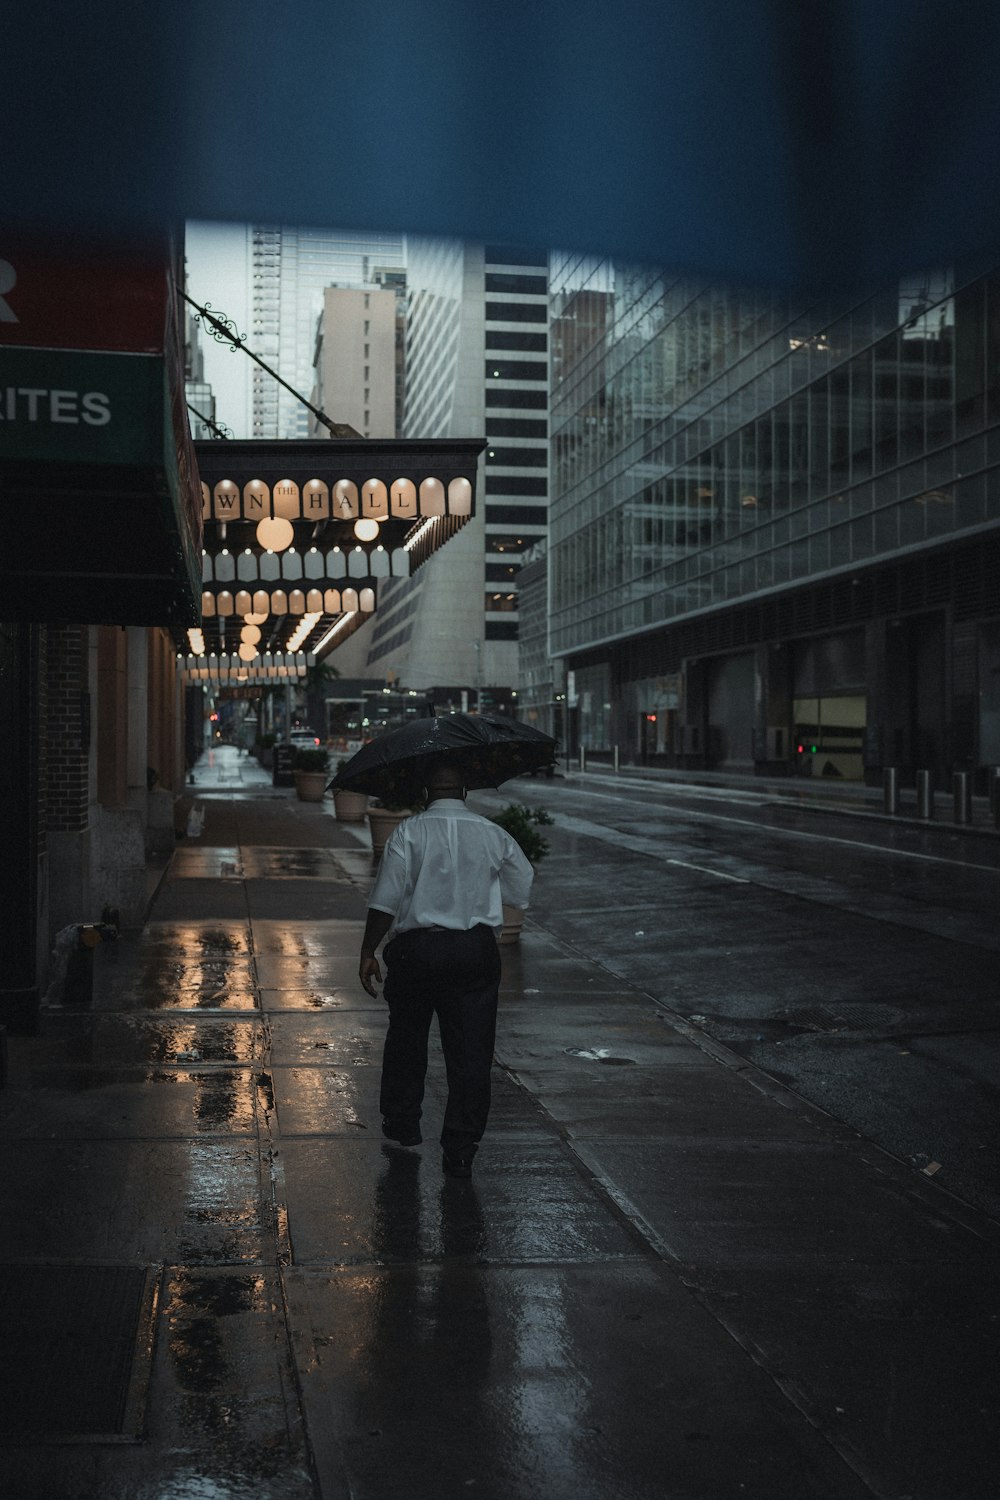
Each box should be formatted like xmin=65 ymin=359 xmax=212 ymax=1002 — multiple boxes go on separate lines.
xmin=0 ymin=1263 xmax=160 ymax=1443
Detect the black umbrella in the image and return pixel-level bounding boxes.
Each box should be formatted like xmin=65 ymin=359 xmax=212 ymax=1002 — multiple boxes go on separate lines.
xmin=327 ymin=713 xmax=556 ymax=803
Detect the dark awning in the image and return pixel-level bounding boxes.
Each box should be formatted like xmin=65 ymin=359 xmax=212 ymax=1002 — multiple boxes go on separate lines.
xmin=0 ymin=233 xmax=203 ymax=625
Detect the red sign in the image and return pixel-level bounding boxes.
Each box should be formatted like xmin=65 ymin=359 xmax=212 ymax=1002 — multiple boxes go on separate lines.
xmin=0 ymin=233 xmax=169 ymax=354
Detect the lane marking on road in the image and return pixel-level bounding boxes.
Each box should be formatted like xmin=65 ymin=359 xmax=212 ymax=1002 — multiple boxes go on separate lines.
xmin=557 ymin=783 xmax=1000 ymax=875
xmin=667 ymin=857 xmax=750 ymax=883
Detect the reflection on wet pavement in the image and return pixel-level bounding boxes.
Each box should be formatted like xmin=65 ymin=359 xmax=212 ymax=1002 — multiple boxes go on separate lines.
xmin=141 ymin=921 xmax=254 ymax=956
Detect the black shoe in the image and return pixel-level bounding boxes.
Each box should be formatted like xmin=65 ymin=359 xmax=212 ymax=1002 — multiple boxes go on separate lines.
xmin=442 ymin=1151 xmax=473 ymax=1178
xmin=382 ymin=1119 xmax=422 ymax=1147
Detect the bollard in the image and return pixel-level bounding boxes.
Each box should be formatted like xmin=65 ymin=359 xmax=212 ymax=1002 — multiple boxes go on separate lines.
xmin=952 ymin=771 xmax=972 ymax=824
xmin=613 ymin=745 xmax=620 ymax=773
xmin=915 ymin=769 xmax=934 ymax=820
xmin=882 ymin=765 xmax=899 ymax=815
xmin=579 ymin=746 xmax=587 ymax=774
xmin=990 ymin=767 xmax=1000 ymax=828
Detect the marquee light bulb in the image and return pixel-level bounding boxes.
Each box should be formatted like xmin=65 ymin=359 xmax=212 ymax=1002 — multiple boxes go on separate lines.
xmin=256 ymin=515 xmax=294 ymax=551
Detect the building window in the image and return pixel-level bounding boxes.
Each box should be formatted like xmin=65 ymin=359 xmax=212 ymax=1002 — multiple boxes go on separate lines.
xmin=485 ymin=359 xmax=547 ymax=381
xmin=487 ymin=446 xmax=548 ymax=467
xmin=485 ymin=273 xmax=547 ymax=295
xmin=485 ymin=388 xmax=547 ymax=409
xmin=485 ymin=245 xmax=547 ymax=266
xmin=486 ymin=330 xmax=548 ymax=351
xmin=485 ymin=301 xmax=547 ymax=323
xmin=486 ymin=504 xmax=547 ymax=525
xmin=485 ymin=475 xmax=548 ymax=496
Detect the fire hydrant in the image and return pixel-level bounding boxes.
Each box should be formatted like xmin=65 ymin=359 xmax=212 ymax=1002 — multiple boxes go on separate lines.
xmin=63 ymin=922 xmax=119 ymax=1006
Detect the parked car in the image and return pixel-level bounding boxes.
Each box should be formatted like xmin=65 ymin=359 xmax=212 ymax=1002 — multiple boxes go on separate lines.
xmin=289 ymin=730 xmax=321 ymax=748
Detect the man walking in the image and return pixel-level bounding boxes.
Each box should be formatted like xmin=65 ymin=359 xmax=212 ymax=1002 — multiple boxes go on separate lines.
xmin=358 ymin=758 xmax=534 ymax=1177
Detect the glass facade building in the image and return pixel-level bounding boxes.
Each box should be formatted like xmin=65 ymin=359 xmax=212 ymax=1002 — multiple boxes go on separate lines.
xmin=549 ymin=254 xmax=1000 ymax=783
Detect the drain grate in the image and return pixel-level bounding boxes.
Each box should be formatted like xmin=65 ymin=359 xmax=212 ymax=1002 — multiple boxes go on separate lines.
xmin=0 ymin=1263 xmax=160 ymax=1443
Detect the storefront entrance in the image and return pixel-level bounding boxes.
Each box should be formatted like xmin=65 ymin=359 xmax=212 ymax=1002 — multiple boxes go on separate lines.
xmin=791 ymin=694 xmax=866 ymax=779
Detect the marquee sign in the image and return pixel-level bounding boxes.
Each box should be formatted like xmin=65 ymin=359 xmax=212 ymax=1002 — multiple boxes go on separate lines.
xmin=184 ymin=436 xmax=486 ymax=661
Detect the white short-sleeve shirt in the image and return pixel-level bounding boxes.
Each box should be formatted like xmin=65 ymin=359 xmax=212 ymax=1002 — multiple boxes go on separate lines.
xmin=368 ymin=799 xmax=534 ymax=935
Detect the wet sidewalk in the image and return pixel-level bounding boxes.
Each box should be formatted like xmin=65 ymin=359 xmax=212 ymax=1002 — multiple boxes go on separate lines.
xmin=1 ymin=746 xmax=996 ymax=1499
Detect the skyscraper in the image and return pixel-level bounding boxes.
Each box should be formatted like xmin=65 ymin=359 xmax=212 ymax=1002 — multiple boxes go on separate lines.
xmin=344 ymin=239 xmax=549 ymax=692
xmin=549 ymin=254 xmax=1000 ymax=786
xmin=248 ymin=226 xmax=404 ymax=438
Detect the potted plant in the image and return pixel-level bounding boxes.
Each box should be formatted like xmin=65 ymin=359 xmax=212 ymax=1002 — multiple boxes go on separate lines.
xmin=331 ymin=758 xmax=369 ymax=823
xmin=294 ymin=746 xmax=329 ymax=802
xmin=489 ymin=802 xmax=553 ymax=943
xmin=255 ymin=732 xmax=276 ymax=768
xmin=367 ymin=794 xmax=424 ymax=856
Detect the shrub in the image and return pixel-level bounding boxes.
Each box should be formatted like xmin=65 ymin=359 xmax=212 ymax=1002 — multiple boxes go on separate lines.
xmin=489 ymin=802 xmax=553 ymax=863
xmin=371 ymin=794 xmax=425 ymax=813
xmin=256 ymin=733 xmax=276 ymax=749
xmin=294 ymin=747 xmax=329 ymax=772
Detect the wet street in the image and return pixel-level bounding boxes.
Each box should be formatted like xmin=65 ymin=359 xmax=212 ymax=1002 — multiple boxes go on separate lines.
xmin=1 ymin=747 xmax=997 ymax=1499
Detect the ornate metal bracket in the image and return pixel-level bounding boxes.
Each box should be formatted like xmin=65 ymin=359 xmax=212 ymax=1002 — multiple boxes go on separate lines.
xmin=186 ymin=402 xmax=232 ymax=440
xmin=182 ymin=291 xmax=361 ymax=439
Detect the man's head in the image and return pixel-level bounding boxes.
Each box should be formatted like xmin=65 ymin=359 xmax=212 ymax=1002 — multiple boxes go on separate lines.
xmin=423 ymin=758 xmax=466 ymax=802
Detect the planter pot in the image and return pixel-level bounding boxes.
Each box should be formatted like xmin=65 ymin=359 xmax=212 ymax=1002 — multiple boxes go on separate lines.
xmin=295 ymin=770 xmax=328 ymax=802
xmin=367 ymin=806 xmax=410 ymax=856
xmin=257 ymin=747 xmax=274 ymax=768
xmin=333 ymin=788 xmax=369 ymax=823
xmin=498 ymin=903 xmax=525 ymax=945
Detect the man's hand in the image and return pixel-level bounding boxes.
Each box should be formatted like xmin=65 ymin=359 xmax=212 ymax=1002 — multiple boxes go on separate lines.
xmin=359 ymin=908 xmax=394 ymax=996
xmin=360 ymin=953 xmax=383 ymax=997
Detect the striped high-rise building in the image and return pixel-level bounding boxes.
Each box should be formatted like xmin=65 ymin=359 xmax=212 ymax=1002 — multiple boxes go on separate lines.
xmin=339 ymin=239 xmax=549 ymax=693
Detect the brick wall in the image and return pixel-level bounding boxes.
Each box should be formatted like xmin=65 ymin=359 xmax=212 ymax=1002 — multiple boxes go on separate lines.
xmin=45 ymin=624 xmax=90 ymax=833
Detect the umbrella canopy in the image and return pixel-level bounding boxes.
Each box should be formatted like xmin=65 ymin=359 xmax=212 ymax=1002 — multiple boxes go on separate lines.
xmin=329 ymin=713 xmax=556 ymax=803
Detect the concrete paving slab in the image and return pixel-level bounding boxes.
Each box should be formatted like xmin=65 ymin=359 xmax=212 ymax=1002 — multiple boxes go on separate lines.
xmin=570 ymin=1136 xmax=999 ymax=1270
xmin=26 ymin=1012 xmax=266 ymax=1067
xmin=139 ymin=920 xmax=254 ymax=956
xmin=1 ymin=1266 xmax=315 ymax=1500
xmin=95 ymin=955 xmax=258 ymax=994
xmin=240 ymin=848 xmax=355 ymax=879
xmin=256 ymin=955 xmax=365 ymax=989
xmin=497 ymin=1001 xmax=707 ymax=1065
xmin=284 ymin=1262 xmax=872 ymax=1500
xmin=267 ymin=1011 xmax=387 ymax=1069
xmin=147 ymin=878 xmax=254 ymax=921
xmin=271 ymin=1061 xmax=553 ymax=1142
xmin=260 ymin=985 xmax=367 ymax=1012
xmin=0 ymin=1065 xmax=259 ymax=1138
xmin=498 ymin=947 xmax=629 ymax=996
xmin=252 ymin=918 xmax=364 ymax=956
xmin=690 ymin=1260 xmax=1000 ymax=1500
xmin=170 ymin=845 xmax=246 ymax=878
xmin=2 ymin=1140 xmax=267 ymax=1264
xmin=499 ymin=1062 xmax=829 ymax=1138
xmin=280 ymin=1139 xmax=650 ymax=1267
xmin=244 ymin=879 xmax=369 ymax=922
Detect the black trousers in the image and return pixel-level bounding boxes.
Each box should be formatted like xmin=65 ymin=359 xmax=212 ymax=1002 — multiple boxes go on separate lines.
xmin=380 ymin=924 xmax=501 ymax=1156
